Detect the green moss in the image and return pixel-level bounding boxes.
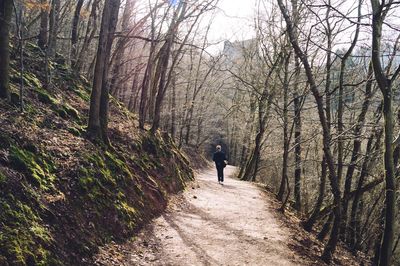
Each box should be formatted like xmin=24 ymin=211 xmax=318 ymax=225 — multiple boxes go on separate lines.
xmin=0 ymin=170 xmax=6 ymax=184
xmin=8 ymin=146 xmax=56 ymax=191
xmin=36 ymin=88 xmax=58 ymax=105
xmin=78 ymin=153 xmax=117 ymax=194
xmin=10 ymin=71 xmax=42 ymax=89
xmin=70 ymin=84 xmax=90 ymax=101
xmin=56 ymin=108 xmax=68 ymax=119
xmin=24 ymin=73 xmax=42 ymax=89
xmin=67 ymin=126 xmax=83 ymax=137
xmin=55 ymin=104 xmax=80 ymax=120
xmin=115 ymin=200 xmax=137 ymax=230
xmin=77 ymin=167 xmax=95 ymax=190
xmin=0 ymin=196 xmax=55 ymax=265
xmin=105 ymin=151 xmax=132 ymax=179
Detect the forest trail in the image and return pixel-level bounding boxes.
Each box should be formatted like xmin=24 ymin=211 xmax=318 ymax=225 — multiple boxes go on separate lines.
xmin=95 ymin=166 xmax=310 ymax=265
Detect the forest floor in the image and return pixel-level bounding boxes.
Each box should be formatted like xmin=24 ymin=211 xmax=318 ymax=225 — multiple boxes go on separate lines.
xmin=94 ymin=166 xmax=330 ymax=266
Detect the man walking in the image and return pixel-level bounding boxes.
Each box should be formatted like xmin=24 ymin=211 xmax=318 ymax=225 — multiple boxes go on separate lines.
xmin=212 ymin=145 xmax=227 ymax=184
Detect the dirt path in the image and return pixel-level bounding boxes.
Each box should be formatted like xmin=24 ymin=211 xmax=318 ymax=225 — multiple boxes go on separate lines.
xmin=94 ymin=166 xmax=310 ymax=265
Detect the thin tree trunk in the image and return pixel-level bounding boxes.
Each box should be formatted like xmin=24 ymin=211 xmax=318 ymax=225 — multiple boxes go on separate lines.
xmin=302 ymin=156 xmax=327 ymax=231
xmin=87 ymin=0 xmax=120 ymax=143
xmin=71 ymin=0 xmax=84 ymax=66
xmin=370 ymin=1 xmax=398 ymax=265
xmin=349 ymin=128 xmax=382 ymax=249
xmin=343 ymin=63 xmax=374 ymax=240
xmin=277 ymin=1 xmax=341 ymax=262
xmin=38 ymin=0 xmax=48 ymax=50
xmin=0 ymin=0 xmax=12 ymax=101
xmin=290 ymin=0 xmax=302 ymax=212
xmin=48 ymin=0 xmax=60 ymax=58
xmin=338 ymin=0 xmax=362 ymax=238
xmin=278 ymin=54 xmax=290 ymax=201
xmin=75 ymin=0 xmax=99 ymax=71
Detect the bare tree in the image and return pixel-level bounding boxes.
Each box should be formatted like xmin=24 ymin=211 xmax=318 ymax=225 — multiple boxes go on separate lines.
xmin=70 ymin=0 xmax=85 ymax=66
xmin=0 ymin=0 xmax=12 ymax=101
xmin=38 ymin=0 xmax=48 ymax=50
xmin=370 ymin=1 xmax=400 ymax=265
xmin=87 ymin=0 xmax=121 ymax=144
xmin=277 ymin=0 xmax=342 ymax=262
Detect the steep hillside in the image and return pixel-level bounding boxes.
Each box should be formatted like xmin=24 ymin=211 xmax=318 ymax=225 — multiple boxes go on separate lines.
xmin=0 ymin=43 xmax=193 ymax=265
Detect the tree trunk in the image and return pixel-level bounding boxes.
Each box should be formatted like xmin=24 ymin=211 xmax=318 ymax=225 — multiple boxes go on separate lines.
xmin=302 ymin=156 xmax=327 ymax=231
xmin=87 ymin=0 xmax=120 ymax=143
xmin=338 ymin=1 xmax=362 ymax=238
xmin=109 ymin=0 xmax=134 ymax=96
xmin=48 ymin=0 xmax=60 ymax=58
xmin=171 ymin=72 xmax=177 ymax=139
xmin=75 ymin=0 xmax=99 ymax=71
xmin=71 ymin=0 xmax=85 ymax=66
xmin=318 ymin=212 xmax=334 ymax=241
xmin=277 ymin=1 xmax=341 ymax=263
xmin=151 ymin=2 xmax=187 ymax=134
xmin=370 ymin=1 xmax=397 ymax=265
xmin=342 ymin=63 xmax=373 ymax=240
xmin=277 ymin=54 xmax=290 ymax=201
xmin=291 ymin=0 xmax=302 ymax=211
xmin=139 ymin=9 xmax=157 ymax=129
xmin=38 ymin=0 xmax=48 ymax=50
xmin=0 ymin=0 xmax=12 ymax=101
xmin=349 ymin=129 xmax=382 ymax=249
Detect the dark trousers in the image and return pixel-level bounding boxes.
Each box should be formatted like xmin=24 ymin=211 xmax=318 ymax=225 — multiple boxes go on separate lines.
xmin=217 ymin=166 xmax=224 ymax=182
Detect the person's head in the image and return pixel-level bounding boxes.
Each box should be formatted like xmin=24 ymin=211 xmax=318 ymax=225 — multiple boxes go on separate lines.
xmin=216 ymin=145 xmax=221 ymax=151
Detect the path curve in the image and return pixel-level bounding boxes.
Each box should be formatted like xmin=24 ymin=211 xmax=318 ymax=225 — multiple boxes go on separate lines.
xmin=95 ymin=166 xmax=309 ymax=265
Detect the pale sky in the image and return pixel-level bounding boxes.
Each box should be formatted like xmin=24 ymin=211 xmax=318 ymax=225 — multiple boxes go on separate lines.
xmin=206 ymin=0 xmax=258 ymax=53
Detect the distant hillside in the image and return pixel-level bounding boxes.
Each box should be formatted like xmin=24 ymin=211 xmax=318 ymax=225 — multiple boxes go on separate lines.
xmin=0 ymin=43 xmax=194 ymax=265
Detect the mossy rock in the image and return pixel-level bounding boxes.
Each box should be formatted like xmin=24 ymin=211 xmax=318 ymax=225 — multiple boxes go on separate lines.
xmin=24 ymin=73 xmax=42 ymax=89
xmin=67 ymin=126 xmax=83 ymax=137
xmin=70 ymin=84 xmax=90 ymax=101
xmin=36 ymin=88 xmax=58 ymax=105
xmin=56 ymin=108 xmax=68 ymax=119
xmin=25 ymin=42 xmax=45 ymax=57
xmin=104 ymin=151 xmax=132 ymax=180
xmin=62 ymin=104 xmax=80 ymax=120
xmin=0 ymin=196 xmax=55 ymax=265
xmin=9 ymin=71 xmax=42 ymax=89
xmin=0 ymin=170 xmax=7 ymax=184
xmin=8 ymin=146 xmax=56 ymax=191
xmin=78 ymin=167 xmax=96 ymax=190
xmin=54 ymin=103 xmax=80 ymax=121
xmin=115 ymin=200 xmax=137 ymax=230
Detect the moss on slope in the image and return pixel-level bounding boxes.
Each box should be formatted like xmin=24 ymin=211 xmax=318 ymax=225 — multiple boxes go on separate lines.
xmin=0 ymin=43 xmax=194 ymax=265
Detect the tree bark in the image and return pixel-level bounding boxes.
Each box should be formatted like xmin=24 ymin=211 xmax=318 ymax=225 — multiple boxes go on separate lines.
xmin=342 ymin=63 xmax=374 ymax=239
xmin=48 ymin=0 xmax=60 ymax=58
xmin=277 ymin=1 xmax=341 ymax=263
xmin=302 ymin=156 xmax=327 ymax=231
xmin=277 ymin=54 xmax=290 ymax=201
xmin=150 ymin=2 xmax=188 ymax=134
xmin=338 ymin=0 xmax=362 ymax=238
xmin=0 ymin=0 xmax=12 ymax=101
xmin=75 ymin=0 xmax=99 ymax=71
xmin=290 ymin=0 xmax=302 ymax=212
xmin=349 ymin=128 xmax=382 ymax=249
xmin=38 ymin=0 xmax=48 ymax=50
xmin=71 ymin=0 xmax=85 ymax=66
xmin=370 ymin=1 xmax=396 ymax=265
xmin=87 ymin=0 xmax=120 ymax=143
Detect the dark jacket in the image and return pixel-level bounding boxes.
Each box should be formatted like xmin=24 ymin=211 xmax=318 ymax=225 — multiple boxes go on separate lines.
xmin=213 ymin=151 xmax=227 ymax=168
